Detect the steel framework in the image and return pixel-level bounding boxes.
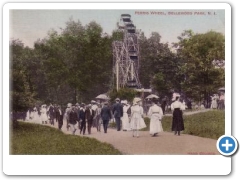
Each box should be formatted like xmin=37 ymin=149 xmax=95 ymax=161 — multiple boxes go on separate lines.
xmin=112 ymin=14 xmax=141 ymax=90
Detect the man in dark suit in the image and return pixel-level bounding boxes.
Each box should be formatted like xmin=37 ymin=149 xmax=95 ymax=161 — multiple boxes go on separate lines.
xmin=79 ymin=103 xmax=86 ymax=135
xmin=54 ymin=104 xmax=58 ymax=122
xmin=112 ymin=98 xmax=123 ymax=131
xmin=161 ymin=96 xmax=167 ymax=115
xmin=101 ymin=102 xmax=112 ymax=133
xmin=48 ymin=103 xmax=55 ymax=125
xmin=56 ymin=105 xmax=64 ymax=130
xmin=85 ymin=104 xmax=95 ymax=134
xmin=69 ymin=105 xmax=78 ymax=135
xmin=75 ymin=103 xmax=81 ymax=130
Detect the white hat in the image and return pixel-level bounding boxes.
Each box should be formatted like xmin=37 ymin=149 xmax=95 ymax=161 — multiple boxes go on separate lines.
xmin=121 ymin=100 xmax=127 ymax=104
xmin=67 ymin=103 xmax=72 ymax=108
xmin=172 ymin=93 xmax=180 ymax=101
xmin=133 ymin=97 xmax=141 ymax=105
xmin=91 ymin=100 xmax=96 ymax=104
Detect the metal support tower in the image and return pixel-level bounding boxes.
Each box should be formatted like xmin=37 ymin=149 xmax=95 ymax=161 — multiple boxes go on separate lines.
xmin=112 ymin=14 xmax=141 ymax=91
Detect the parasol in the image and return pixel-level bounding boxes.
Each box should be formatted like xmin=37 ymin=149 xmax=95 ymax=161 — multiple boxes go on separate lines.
xmin=218 ymin=87 xmax=225 ymax=92
xmin=145 ymin=94 xmax=159 ymax=99
xmin=95 ymin=94 xmax=110 ymax=100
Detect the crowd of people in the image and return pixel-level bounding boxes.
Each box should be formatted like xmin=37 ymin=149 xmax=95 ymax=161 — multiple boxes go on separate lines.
xmin=23 ymin=93 xmax=188 ymax=137
xmin=210 ymin=92 xmax=225 ymax=110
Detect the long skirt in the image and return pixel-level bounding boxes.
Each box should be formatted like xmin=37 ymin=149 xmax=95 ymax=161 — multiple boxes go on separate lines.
xmin=25 ymin=111 xmax=30 ymax=121
xmin=171 ymin=108 xmax=184 ymax=131
xmin=130 ymin=113 xmax=146 ymax=130
xmin=150 ymin=114 xmax=163 ymax=135
xmin=121 ymin=113 xmax=131 ymax=130
xmin=32 ymin=112 xmax=41 ymax=124
xmin=41 ymin=113 xmax=48 ymax=122
xmin=211 ymin=100 xmax=217 ymax=109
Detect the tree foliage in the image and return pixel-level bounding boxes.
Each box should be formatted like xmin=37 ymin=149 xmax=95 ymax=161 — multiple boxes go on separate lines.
xmin=10 ymin=16 xmax=225 ymax=112
xmin=108 ymin=88 xmax=137 ymax=103
xmin=177 ymin=30 xmax=225 ymax=102
xmin=139 ymin=32 xmax=181 ymax=99
xmin=10 ymin=40 xmax=36 ymax=112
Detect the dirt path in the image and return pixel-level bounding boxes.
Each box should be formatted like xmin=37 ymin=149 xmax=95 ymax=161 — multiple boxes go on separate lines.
xmin=77 ymin=128 xmax=219 ymax=155
xmin=25 ymin=109 xmax=219 ymax=155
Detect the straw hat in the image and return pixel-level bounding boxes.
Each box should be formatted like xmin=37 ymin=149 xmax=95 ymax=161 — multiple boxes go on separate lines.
xmin=133 ymin=97 xmax=141 ymax=105
xmin=121 ymin=100 xmax=127 ymax=104
xmin=91 ymin=100 xmax=96 ymax=104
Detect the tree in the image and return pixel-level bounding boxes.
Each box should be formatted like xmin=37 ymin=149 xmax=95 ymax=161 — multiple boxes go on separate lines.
xmin=139 ymin=32 xmax=181 ymax=99
xmin=109 ymin=88 xmax=137 ymax=103
xmin=10 ymin=40 xmax=36 ymax=112
xmin=31 ymin=19 xmax=113 ymax=104
xmin=177 ymin=30 xmax=225 ymax=105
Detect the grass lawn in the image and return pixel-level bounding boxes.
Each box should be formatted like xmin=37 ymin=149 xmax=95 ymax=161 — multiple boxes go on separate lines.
xmin=10 ymin=121 xmax=122 ymax=155
xmin=143 ymin=110 xmax=225 ymax=140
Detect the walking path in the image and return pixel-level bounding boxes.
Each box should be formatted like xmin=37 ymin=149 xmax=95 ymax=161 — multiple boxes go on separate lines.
xmin=24 ymin=109 xmax=219 ymax=155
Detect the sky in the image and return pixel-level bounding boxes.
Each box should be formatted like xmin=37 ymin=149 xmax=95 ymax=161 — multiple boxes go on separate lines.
xmin=9 ymin=9 xmax=225 ymax=48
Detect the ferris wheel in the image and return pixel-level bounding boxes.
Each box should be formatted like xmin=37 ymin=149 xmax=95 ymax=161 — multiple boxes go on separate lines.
xmin=112 ymin=14 xmax=141 ymax=90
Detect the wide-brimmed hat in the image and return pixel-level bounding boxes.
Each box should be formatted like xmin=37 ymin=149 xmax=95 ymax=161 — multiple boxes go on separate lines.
xmin=172 ymin=93 xmax=180 ymax=101
xmin=80 ymin=103 xmax=85 ymax=107
xmin=91 ymin=100 xmax=96 ymax=104
xmin=121 ymin=100 xmax=127 ymax=104
xmin=133 ymin=97 xmax=141 ymax=105
xmin=67 ymin=103 xmax=72 ymax=108
xmin=115 ymin=98 xmax=120 ymax=102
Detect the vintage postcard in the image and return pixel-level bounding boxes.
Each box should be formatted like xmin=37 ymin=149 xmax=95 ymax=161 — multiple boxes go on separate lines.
xmin=3 ymin=2 xmax=232 ymax=176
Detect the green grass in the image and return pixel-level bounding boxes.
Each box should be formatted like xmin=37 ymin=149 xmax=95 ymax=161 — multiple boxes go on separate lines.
xmin=108 ymin=121 xmax=116 ymax=128
xmin=143 ymin=110 xmax=225 ymax=140
xmin=10 ymin=121 xmax=122 ymax=155
xmin=141 ymin=117 xmax=150 ymax=131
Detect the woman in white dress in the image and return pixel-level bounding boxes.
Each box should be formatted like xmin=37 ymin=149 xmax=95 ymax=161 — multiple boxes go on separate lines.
xmin=121 ymin=100 xmax=131 ymax=131
xmin=130 ymin=98 xmax=146 ymax=137
xmin=40 ymin=104 xmax=48 ymax=124
xmin=25 ymin=109 xmax=31 ymax=121
xmin=211 ymin=95 xmax=218 ymax=109
xmin=147 ymin=99 xmax=163 ymax=137
xmin=63 ymin=103 xmax=72 ymax=131
xmin=32 ymin=106 xmax=40 ymax=123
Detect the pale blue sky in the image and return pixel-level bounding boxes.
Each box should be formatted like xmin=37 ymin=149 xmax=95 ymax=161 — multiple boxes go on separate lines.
xmin=9 ymin=9 xmax=225 ymax=48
